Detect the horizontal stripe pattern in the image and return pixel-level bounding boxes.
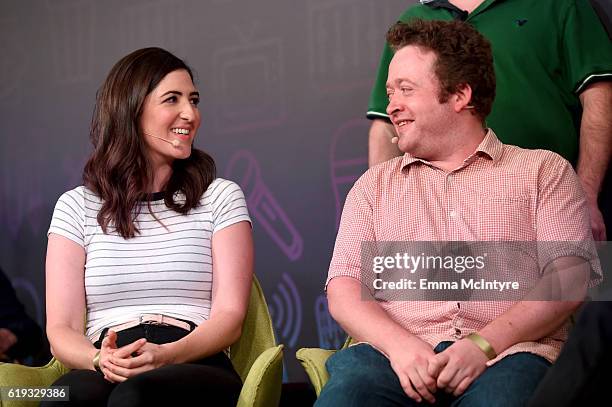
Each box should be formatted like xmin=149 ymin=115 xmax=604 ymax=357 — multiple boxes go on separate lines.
xmin=48 ymin=178 xmax=251 ymax=341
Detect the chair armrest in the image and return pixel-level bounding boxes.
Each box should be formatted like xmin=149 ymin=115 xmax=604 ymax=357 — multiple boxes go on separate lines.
xmin=237 ymin=345 xmax=284 ymax=407
xmin=0 ymin=358 xmax=69 ymax=407
xmin=295 ymin=348 xmax=336 ymax=397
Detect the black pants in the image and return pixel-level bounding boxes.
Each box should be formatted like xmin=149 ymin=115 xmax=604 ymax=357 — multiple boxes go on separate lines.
xmin=41 ymin=324 xmax=242 ymax=407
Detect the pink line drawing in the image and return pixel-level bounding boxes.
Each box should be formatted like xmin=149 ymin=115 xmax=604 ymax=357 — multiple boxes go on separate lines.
xmin=225 ymin=150 xmax=303 ymax=261
xmin=212 ymin=33 xmax=285 ymax=134
xmin=330 ymin=119 xmax=369 ymax=230
xmin=269 ymin=273 xmax=302 ymax=348
xmin=314 ymin=294 xmax=345 ymax=349
xmin=308 ymin=0 xmax=397 ymax=93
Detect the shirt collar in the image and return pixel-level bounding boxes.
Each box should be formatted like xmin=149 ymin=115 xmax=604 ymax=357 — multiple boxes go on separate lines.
xmin=420 ymin=0 xmax=468 ymax=20
xmin=475 ymin=128 xmax=503 ymax=162
xmin=420 ymin=0 xmax=501 ymax=19
xmin=400 ymin=128 xmax=503 ymax=171
xmin=420 ymin=0 xmax=501 ymax=5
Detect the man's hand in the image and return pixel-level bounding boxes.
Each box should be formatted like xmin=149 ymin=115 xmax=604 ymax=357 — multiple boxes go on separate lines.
xmin=586 ymin=196 xmax=606 ymax=241
xmin=0 ymin=328 xmax=18 ymax=354
xmin=430 ymin=338 xmax=488 ymax=396
xmin=388 ymin=336 xmax=440 ymax=404
xmin=368 ymin=119 xmax=402 ymax=167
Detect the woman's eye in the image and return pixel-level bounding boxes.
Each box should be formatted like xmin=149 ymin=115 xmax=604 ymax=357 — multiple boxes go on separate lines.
xmin=164 ymin=96 xmax=177 ymax=103
xmin=191 ymin=98 xmax=200 ymax=106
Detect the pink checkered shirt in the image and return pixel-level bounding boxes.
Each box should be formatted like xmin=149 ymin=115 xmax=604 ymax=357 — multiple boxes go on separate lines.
xmin=327 ymin=129 xmax=601 ymax=364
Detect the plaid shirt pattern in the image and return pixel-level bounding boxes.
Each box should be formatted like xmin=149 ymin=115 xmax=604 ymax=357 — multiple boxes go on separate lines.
xmin=328 ymin=130 xmax=601 ymax=364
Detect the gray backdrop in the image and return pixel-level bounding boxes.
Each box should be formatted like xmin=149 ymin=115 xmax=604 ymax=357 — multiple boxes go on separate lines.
xmin=1 ymin=0 xmax=611 ymax=382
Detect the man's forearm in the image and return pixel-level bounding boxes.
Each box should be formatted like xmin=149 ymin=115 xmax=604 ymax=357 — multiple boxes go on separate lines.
xmin=479 ymin=257 xmax=589 ymax=355
xmin=577 ymin=81 xmax=612 ymax=200
xmin=369 ymin=119 xmax=402 ymax=167
xmin=479 ymin=300 xmax=579 ymax=357
xmin=327 ymin=276 xmax=414 ymax=355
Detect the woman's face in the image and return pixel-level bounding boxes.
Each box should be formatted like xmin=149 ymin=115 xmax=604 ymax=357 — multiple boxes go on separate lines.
xmin=140 ymin=69 xmax=200 ymax=166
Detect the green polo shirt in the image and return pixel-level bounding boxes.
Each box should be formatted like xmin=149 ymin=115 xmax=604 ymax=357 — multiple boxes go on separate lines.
xmin=367 ymin=0 xmax=612 ymax=163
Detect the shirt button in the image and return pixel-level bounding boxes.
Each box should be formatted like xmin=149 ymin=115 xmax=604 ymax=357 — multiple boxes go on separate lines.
xmin=449 ymin=210 xmax=456 ymax=218
xmin=455 ymin=319 xmax=463 ymax=327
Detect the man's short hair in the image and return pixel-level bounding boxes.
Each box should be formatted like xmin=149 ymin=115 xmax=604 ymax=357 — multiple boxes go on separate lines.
xmin=386 ymin=19 xmax=496 ymax=120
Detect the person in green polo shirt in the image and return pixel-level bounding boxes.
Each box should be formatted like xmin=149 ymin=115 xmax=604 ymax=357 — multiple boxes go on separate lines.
xmin=367 ymin=0 xmax=612 ymax=241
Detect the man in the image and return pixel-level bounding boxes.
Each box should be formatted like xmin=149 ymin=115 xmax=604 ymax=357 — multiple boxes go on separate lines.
xmin=317 ymin=19 xmax=600 ymax=406
xmin=367 ymin=0 xmax=612 ymax=241
xmin=0 ymin=267 xmax=49 ymax=365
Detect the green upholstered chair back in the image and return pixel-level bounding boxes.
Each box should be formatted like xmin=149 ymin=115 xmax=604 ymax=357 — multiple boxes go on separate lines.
xmin=0 ymin=276 xmax=283 ymax=407
xmin=295 ymin=336 xmax=354 ymax=397
xmin=230 ymin=276 xmax=277 ymax=381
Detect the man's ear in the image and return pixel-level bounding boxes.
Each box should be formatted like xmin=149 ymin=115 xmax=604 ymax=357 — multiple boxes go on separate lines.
xmin=452 ymin=83 xmax=474 ymax=113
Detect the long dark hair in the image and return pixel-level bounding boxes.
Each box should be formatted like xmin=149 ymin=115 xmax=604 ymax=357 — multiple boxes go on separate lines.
xmin=83 ymin=47 xmax=216 ymax=238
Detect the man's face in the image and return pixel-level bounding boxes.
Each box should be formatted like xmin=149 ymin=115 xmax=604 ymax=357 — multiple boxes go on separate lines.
xmin=385 ymin=45 xmax=456 ymax=159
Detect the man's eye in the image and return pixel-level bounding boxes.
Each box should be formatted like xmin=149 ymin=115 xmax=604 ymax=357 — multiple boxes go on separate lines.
xmin=401 ymin=87 xmax=413 ymax=95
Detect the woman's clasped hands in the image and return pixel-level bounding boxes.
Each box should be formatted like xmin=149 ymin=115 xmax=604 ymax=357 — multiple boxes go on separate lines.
xmin=97 ymin=330 xmax=173 ymax=382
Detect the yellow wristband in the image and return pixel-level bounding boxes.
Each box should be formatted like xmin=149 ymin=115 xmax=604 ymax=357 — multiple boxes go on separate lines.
xmin=92 ymin=350 xmax=102 ymax=373
xmin=466 ymin=332 xmax=497 ymax=360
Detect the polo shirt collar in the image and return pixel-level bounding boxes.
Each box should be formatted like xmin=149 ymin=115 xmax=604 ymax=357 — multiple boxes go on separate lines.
xmin=400 ymin=128 xmax=503 ymax=171
xmin=420 ymin=0 xmax=468 ymax=20
xmin=420 ymin=0 xmax=502 ymax=20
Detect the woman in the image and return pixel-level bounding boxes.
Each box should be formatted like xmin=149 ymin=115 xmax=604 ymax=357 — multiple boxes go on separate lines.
xmin=42 ymin=47 xmax=253 ymax=406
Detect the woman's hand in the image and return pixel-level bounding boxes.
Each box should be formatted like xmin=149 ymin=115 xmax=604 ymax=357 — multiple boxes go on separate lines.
xmin=104 ymin=341 xmax=174 ymax=380
xmin=98 ymin=330 xmax=147 ymax=383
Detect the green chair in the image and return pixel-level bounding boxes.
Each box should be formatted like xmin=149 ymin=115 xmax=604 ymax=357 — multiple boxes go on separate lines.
xmin=0 ymin=277 xmax=283 ymax=407
xmin=295 ymin=337 xmax=353 ymax=397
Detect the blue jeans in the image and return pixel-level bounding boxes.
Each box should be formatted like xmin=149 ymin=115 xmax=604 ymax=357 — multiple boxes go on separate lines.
xmin=316 ymin=342 xmax=550 ymax=407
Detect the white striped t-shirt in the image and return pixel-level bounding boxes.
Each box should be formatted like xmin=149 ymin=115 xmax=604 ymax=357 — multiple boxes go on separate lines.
xmin=48 ymin=178 xmax=251 ymax=342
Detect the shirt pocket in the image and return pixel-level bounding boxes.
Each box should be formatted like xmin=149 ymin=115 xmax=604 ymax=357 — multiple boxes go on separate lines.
xmin=477 ymin=196 xmax=533 ymax=241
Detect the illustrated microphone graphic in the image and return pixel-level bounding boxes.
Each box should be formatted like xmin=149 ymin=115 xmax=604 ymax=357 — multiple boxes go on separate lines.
xmin=144 ymin=132 xmax=180 ymax=148
xmin=330 ymin=119 xmax=368 ymax=230
xmin=225 ymin=150 xmax=304 ymax=261
xmin=314 ymin=294 xmax=345 ymax=349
